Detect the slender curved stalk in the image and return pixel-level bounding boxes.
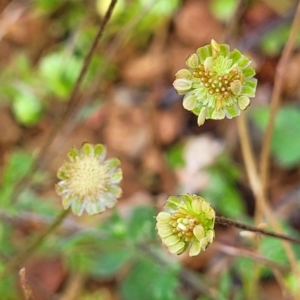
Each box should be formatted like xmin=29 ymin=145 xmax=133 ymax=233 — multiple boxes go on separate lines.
xmin=216 ymin=216 xmax=300 ymax=245
xmin=0 ymin=209 xmax=70 ymax=280
xmin=260 ymin=1 xmax=300 ymax=191
xmin=11 ymin=0 xmax=118 ymax=202
xmin=237 ymin=114 xmax=300 ymax=296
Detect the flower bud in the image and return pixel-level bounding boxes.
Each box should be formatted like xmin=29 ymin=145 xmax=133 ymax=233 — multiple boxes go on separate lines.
xmin=156 ymin=194 xmax=215 ymax=256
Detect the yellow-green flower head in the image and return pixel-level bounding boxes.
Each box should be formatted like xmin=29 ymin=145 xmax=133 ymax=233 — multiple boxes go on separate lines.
xmin=56 ymin=143 xmax=123 ymax=216
xmin=156 ymin=194 xmax=215 ymax=256
xmin=173 ymin=39 xmax=257 ymax=126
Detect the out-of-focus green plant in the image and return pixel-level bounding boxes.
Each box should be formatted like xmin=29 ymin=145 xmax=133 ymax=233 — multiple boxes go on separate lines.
xmin=0 ymin=151 xmax=56 ymax=214
xmin=0 ymin=55 xmax=44 ymax=126
xmin=100 ymin=0 xmax=179 ymax=45
xmin=39 ymin=50 xmax=104 ymax=99
xmin=0 ymin=151 xmax=34 ymax=209
xmin=39 ymin=52 xmax=82 ymax=99
xmin=210 ymin=0 xmax=238 ymax=22
xmin=285 ymin=261 xmax=300 ymax=295
xmin=11 ymin=89 xmax=43 ymax=126
xmin=121 ymin=257 xmax=185 ymax=300
xmin=250 ymin=105 xmax=300 ymax=167
xmin=0 ymin=48 xmax=103 ymax=125
xmin=31 ymin=0 xmax=62 ymax=13
xmin=51 ymin=206 xmax=185 ymax=300
xmin=199 ymin=271 xmax=244 ymax=300
xmin=233 ymin=256 xmax=256 ymax=298
xmin=0 ymin=150 xmax=57 ymax=298
xmin=32 ymin=0 xmax=85 ymax=30
xmin=233 ymin=221 xmax=300 ymax=297
xmin=202 ymin=154 xmax=245 ymax=218
xmin=260 ymin=24 xmax=300 ymax=56
xmin=166 ymin=141 xmax=185 ymax=169
xmin=259 ymin=222 xmax=300 ymax=278
xmin=166 ymin=141 xmax=245 ymax=218
xmin=0 ymin=275 xmax=16 ymax=300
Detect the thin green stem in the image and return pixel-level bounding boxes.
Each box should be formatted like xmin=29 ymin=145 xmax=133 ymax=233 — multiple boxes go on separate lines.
xmin=0 ymin=209 xmax=70 ymax=280
xmin=11 ymin=0 xmax=118 ymax=202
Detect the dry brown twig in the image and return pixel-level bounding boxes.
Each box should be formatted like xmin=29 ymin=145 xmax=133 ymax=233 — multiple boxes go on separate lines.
xmin=260 ymin=2 xmax=300 ymax=191
xmin=19 ymin=268 xmax=35 ymax=300
xmin=229 ymin=1 xmax=300 ymax=297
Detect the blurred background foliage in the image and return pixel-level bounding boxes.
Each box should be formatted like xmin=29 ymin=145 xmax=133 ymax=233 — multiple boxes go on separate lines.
xmin=1 ymin=0 xmax=300 ymax=299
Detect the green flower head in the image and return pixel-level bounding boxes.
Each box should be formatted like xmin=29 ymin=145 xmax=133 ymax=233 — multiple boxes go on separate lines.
xmin=173 ymin=40 xmax=257 ymax=125
xmin=56 ymin=143 xmax=123 ymax=216
xmin=156 ymin=194 xmax=215 ymax=256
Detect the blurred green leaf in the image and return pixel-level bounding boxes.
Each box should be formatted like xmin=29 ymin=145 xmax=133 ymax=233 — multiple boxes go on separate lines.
xmin=250 ymin=105 xmax=300 ymax=167
xmin=0 ymin=221 xmax=15 ymax=257
xmin=127 ymin=206 xmax=157 ymax=242
xmin=234 ymin=257 xmax=256 ymax=297
xmin=39 ymin=52 xmax=81 ymax=99
xmin=17 ymin=189 xmax=57 ymax=215
xmin=210 ymin=0 xmax=238 ymax=21
xmin=260 ymin=24 xmax=300 ymax=56
xmin=140 ymin=0 xmax=179 ymax=16
xmin=217 ymin=271 xmax=244 ymax=300
xmin=61 ymin=206 xmax=159 ymax=278
xmin=166 ymin=142 xmax=185 ymax=169
xmin=121 ymin=258 xmax=184 ymax=300
xmin=285 ymin=264 xmax=300 ymax=295
xmin=202 ymin=154 xmax=245 ymax=218
xmin=259 ymin=223 xmax=300 ymax=278
xmin=0 ymin=151 xmax=33 ymax=207
xmin=12 ymin=90 xmax=43 ymax=126
xmin=32 ymin=0 xmax=62 ymax=12
xmin=92 ymin=250 xmax=133 ymax=277
xmin=0 ymin=274 xmax=17 ymax=300
xmin=65 ymin=244 xmax=133 ymax=277
xmin=0 ymin=150 xmax=55 ymax=214
xmin=99 ymin=210 xmax=128 ymax=239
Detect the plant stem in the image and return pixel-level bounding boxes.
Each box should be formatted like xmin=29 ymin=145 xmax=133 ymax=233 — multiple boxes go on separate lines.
xmin=0 ymin=209 xmax=70 ymax=280
xmin=19 ymin=268 xmax=35 ymax=300
xmin=216 ymin=216 xmax=300 ymax=245
xmin=11 ymin=0 xmax=118 ymax=202
xmin=237 ymin=114 xmax=300 ymax=295
xmin=259 ymin=1 xmax=300 ymax=191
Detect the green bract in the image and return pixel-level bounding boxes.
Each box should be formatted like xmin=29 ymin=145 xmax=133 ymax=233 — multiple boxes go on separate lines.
xmin=156 ymin=194 xmax=215 ymax=256
xmin=56 ymin=143 xmax=123 ymax=216
xmin=173 ymin=40 xmax=257 ymax=125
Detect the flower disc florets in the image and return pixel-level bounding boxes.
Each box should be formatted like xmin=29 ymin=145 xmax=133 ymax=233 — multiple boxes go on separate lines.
xmin=56 ymin=143 xmax=123 ymax=216
xmin=173 ymin=40 xmax=257 ymax=126
xmin=156 ymin=194 xmax=215 ymax=256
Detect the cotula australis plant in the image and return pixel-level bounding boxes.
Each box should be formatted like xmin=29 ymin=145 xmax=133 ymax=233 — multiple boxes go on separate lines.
xmin=4 ymin=39 xmax=300 ymax=295
xmin=54 ymin=40 xmax=300 ymax=259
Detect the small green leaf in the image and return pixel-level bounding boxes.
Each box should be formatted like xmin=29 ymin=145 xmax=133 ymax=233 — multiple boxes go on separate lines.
xmin=210 ymin=0 xmax=238 ymax=21
xmin=12 ymin=91 xmax=43 ymax=126
xmin=121 ymin=258 xmax=183 ymax=300
xmin=127 ymin=206 xmax=157 ymax=242
xmin=166 ymin=142 xmax=185 ymax=169
xmin=93 ymin=250 xmax=133 ymax=277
